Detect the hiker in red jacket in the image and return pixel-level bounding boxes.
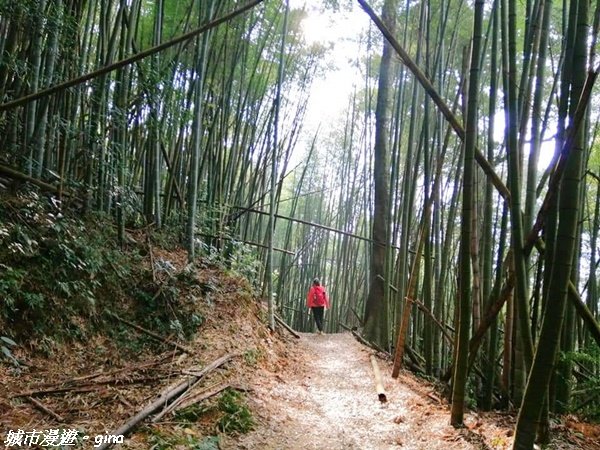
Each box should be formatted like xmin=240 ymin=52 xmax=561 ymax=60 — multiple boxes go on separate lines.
xmin=307 ymin=278 xmax=330 ymax=334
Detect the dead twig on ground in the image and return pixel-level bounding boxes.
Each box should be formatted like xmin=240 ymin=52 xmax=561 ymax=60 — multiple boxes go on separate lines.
xmin=68 ymin=354 xmax=176 ymax=384
xmin=96 ymin=353 xmax=237 ymax=450
xmin=14 ymin=386 xmax=103 ymax=397
xmin=26 ymin=396 xmax=65 ymax=422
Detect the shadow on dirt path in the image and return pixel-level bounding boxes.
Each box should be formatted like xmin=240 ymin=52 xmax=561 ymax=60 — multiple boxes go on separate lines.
xmin=221 ymin=333 xmax=503 ymax=450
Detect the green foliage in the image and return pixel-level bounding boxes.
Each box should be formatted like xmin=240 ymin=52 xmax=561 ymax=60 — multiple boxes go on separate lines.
xmin=243 ymin=348 xmax=262 ymax=367
xmin=562 ymin=347 xmax=600 ymax=420
xmin=197 ymin=238 xmax=262 ymax=286
xmin=147 ymin=428 xmax=220 ymax=450
xmin=217 ymin=389 xmax=255 ymax=434
xmin=131 ymin=269 xmax=204 ymax=342
xmin=174 ymin=402 xmax=212 ymax=423
xmin=227 ymin=241 xmax=262 ymax=283
xmin=0 ymin=264 xmax=25 ymax=313
xmin=193 ymin=436 xmax=220 ymax=450
xmin=0 ymin=190 xmax=135 ymax=343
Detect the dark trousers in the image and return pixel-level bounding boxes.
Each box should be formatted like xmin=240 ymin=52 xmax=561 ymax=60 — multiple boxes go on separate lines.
xmin=311 ymin=307 xmax=324 ymax=332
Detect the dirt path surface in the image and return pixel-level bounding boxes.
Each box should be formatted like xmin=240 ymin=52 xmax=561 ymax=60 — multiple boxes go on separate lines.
xmin=222 ymin=333 xmax=502 ymax=450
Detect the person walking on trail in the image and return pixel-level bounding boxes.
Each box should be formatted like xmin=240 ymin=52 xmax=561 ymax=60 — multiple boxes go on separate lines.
xmin=307 ymin=278 xmax=330 ymax=334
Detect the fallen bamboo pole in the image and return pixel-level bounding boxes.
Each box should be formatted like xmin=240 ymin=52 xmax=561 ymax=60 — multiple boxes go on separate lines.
xmin=151 ymin=354 xmax=237 ymax=422
xmin=370 ymin=355 xmax=387 ymax=403
xmin=96 ymin=353 xmax=235 ymax=450
xmin=274 ymin=313 xmax=301 ymax=339
xmin=95 ymin=379 xmax=193 ymax=450
xmin=15 ymin=376 xmax=165 ymax=397
xmin=160 ymin=382 xmax=231 ymax=418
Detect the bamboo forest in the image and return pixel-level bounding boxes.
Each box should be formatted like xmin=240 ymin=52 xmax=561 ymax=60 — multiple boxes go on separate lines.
xmin=1 ymin=0 xmax=600 ymax=449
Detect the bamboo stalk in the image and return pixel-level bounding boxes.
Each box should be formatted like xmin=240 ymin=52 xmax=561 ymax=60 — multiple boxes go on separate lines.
xmin=153 ymin=382 xmax=230 ymax=422
xmin=0 ymin=163 xmax=73 ymax=197
xmin=357 ymin=0 xmax=511 ymax=201
xmin=16 ymin=376 xmax=166 ymax=397
xmin=0 ymin=0 xmax=266 ymax=113
xmin=230 ymin=205 xmax=401 ymax=250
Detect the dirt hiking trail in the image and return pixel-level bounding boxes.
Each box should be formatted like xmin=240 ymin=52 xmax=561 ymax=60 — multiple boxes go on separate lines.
xmin=222 ymin=333 xmax=513 ymax=450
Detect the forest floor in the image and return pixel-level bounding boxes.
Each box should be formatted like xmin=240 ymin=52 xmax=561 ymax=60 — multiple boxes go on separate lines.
xmin=1 ymin=235 xmax=599 ymax=449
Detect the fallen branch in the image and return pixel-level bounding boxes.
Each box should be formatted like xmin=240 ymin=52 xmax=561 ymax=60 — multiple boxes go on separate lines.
xmin=105 ymin=311 xmax=195 ymax=355
xmin=14 ymin=386 xmax=103 ymax=398
xmin=95 ymin=380 xmax=194 ymax=450
xmin=18 ymin=376 xmax=166 ymax=397
xmin=176 ymin=382 xmax=231 ymax=411
xmin=427 ymin=392 xmax=442 ymax=404
xmin=404 ymin=345 xmax=425 ymax=373
xmin=68 ymin=355 xmax=174 ymax=384
xmin=0 ymin=163 xmax=74 ymax=197
xmin=96 ymin=353 xmax=236 ymax=450
xmin=274 ymin=313 xmax=301 ymax=339
xmin=351 ymin=330 xmax=389 ymax=356
xmin=26 ymin=396 xmax=64 ymax=422
xmin=152 ymin=381 xmax=230 ymax=422
xmin=183 ymin=353 xmax=239 ymax=378
xmin=339 ymin=323 xmax=357 ymax=332
xmin=370 ymin=355 xmax=387 ymax=403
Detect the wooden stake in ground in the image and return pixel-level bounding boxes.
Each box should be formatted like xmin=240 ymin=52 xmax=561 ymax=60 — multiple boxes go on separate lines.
xmin=370 ymin=355 xmax=387 ymax=403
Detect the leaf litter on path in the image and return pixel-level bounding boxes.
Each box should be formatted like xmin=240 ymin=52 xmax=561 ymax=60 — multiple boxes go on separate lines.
xmin=222 ymin=332 xmax=599 ymax=450
xmin=223 ymin=333 xmax=481 ymax=449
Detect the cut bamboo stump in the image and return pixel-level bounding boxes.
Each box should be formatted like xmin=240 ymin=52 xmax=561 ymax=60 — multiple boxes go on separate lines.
xmin=370 ymin=355 xmax=387 ymax=403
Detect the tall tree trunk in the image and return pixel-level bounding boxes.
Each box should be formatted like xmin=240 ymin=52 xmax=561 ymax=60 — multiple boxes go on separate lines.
xmin=364 ymin=0 xmax=397 ymax=349
xmin=266 ymin=0 xmax=289 ymax=330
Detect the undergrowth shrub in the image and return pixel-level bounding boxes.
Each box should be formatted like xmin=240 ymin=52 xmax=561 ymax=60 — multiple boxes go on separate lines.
xmin=147 ymin=429 xmax=220 ymax=450
xmin=0 ymin=189 xmax=135 ymax=344
xmin=217 ymin=389 xmax=255 ymax=434
xmin=0 ymin=187 xmax=260 ymax=354
xmin=562 ymin=346 xmax=600 ymax=421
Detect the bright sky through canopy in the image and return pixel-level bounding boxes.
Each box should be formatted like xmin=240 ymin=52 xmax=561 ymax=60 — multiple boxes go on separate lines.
xmin=289 ymin=1 xmax=371 ymax=132
xmin=290 ymin=0 xmax=555 ymax=171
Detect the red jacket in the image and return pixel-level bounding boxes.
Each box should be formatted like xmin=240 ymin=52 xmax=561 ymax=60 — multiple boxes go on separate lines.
xmin=307 ymin=285 xmax=329 ymax=308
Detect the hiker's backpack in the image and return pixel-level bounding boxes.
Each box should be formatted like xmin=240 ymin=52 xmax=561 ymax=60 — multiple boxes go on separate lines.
xmin=312 ymin=286 xmax=327 ymax=306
